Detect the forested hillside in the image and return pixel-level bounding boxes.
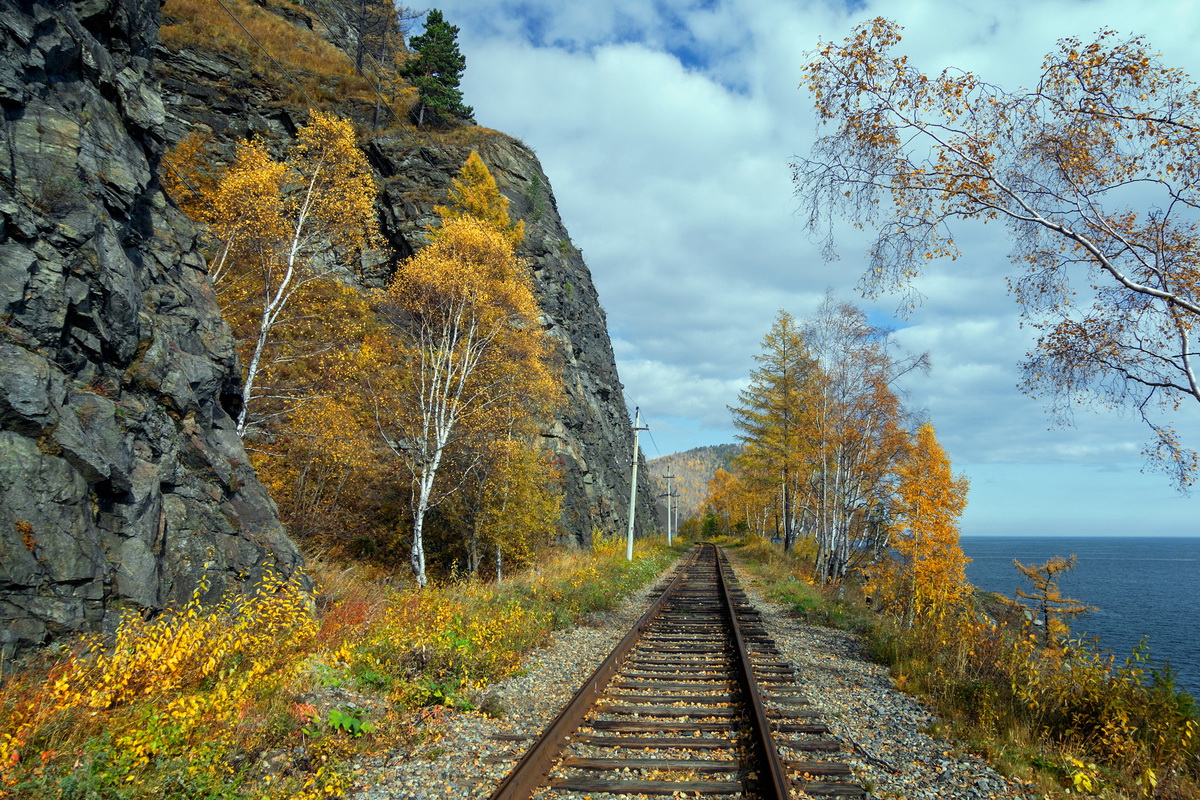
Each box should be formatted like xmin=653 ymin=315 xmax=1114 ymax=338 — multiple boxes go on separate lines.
xmin=0 ymin=0 xmax=657 ymax=655
xmin=647 ymin=444 xmax=739 ymax=523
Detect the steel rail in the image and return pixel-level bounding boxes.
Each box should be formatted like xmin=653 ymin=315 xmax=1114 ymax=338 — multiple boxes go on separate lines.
xmin=486 ymin=544 xmax=704 ymax=800
xmin=716 ymin=546 xmax=793 ymax=800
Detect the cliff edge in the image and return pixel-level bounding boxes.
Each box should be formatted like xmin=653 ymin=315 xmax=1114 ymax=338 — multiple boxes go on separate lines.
xmin=0 ymin=0 xmax=303 ymax=661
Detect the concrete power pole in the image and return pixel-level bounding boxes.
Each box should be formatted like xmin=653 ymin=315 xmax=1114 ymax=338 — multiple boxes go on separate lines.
xmin=626 ymin=407 xmax=648 ymax=561
xmin=663 ymin=472 xmax=676 ymax=545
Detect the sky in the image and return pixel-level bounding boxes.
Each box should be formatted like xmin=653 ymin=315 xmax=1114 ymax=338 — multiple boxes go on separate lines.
xmin=426 ymin=0 xmax=1200 ymax=537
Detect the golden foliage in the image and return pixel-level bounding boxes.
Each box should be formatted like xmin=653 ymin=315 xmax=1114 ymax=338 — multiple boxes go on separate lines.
xmin=1013 ymin=554 xmax=1096 ymax=645
xmin=164 ymin=115 xmax=562 ymax=579
xmin=871 ymin=592 xmax=1198 ymax=798
xmin=0 ymin=571 xmax=315 ymax=797
xmin=365 ymin=215 xmax=559 ymax=584
xmin=435 ymin=151 xmax=525 ymax=248
xmin=0 ymin=540 xmax=681 ymax=799
xmin=703 ymin=468 xmax=742 ymax=530
xmin=727 ymin=299 xmax=916 ymax=582
xmin=798 ymin=18 xmax=1200 ymax=488
xmin=877 ymin=422 xmax=971 ymax=619
xmin=648 ymin=444 xmax=739 ymax=523
xmin=172 ymin=110 xmax=378 ymax=437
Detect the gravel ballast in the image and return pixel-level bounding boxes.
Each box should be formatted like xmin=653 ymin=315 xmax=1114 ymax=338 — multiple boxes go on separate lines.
xmin=349 ymin=552 xmax=1043 ymax=800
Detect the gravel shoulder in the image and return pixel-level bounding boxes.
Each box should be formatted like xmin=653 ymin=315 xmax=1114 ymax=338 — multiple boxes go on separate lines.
xmin=730 ymin=557 xmax=1042 ymax=800
xmin=349 ymin=550 xmax=1043 ymax=800
xmin=349 ymin=576 xmax=668 ymax=800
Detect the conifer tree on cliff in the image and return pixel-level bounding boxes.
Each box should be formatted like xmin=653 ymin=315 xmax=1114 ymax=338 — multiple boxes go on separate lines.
xmin=401 ymin=8 xmax=473 ymax=127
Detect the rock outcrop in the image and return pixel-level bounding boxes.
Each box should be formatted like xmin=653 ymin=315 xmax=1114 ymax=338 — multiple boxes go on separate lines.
xmin=0 ymin=0 xmax=304 ymax=662
xmin=367 ymin=134 xmax=660 ymax=544
xmin=152 ymin=19 xmax=659 ymax=546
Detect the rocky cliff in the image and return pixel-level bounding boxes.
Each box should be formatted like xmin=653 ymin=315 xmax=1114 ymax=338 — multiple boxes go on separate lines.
xmin=0 ymin=0 xmax=654 ymax=660
xmin=0 ymin=0 xmax=304 ymax=661
xmin=152 ymin=11 xmax=659 ymax=546
xmin=367 ymin=134 xmax=659 ymax=544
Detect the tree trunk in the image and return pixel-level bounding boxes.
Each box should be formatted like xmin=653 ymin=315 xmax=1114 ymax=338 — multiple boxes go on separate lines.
xmin=410 ymin=460 xmax=437 ymax=588
xmin=410 ymin=506 xmax=428 ymax=588
xmin=468 ymin=504 xmax=482 ymax=576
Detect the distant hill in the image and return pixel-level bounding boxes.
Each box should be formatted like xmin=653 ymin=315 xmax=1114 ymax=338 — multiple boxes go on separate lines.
xmin=648 ymin=444 xmax=741 ymax=524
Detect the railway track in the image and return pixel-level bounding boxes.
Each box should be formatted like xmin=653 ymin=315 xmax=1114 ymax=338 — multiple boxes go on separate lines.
xmin=488 ymin=543 xmax=864 ymax=799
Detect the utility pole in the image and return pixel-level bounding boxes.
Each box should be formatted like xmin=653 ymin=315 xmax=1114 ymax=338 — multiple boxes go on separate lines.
xmin=663 ymin=472 xmax=676 ymax=545
xmin=626 ymin=407 xmax=648 ymax=561
xmin=671 ymin=489 xmax=680 ymax=544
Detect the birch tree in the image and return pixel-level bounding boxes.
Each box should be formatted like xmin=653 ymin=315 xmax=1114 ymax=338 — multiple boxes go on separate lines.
xmin=796 ymin=19 xmax=1200 ymax=488
xmin=799 ymin=296 xmax=912 ymax=583
xmin=366 ymin=216 xmax=550 ymax=586
xmin=170 ymin=112 xmax=377 ymax=438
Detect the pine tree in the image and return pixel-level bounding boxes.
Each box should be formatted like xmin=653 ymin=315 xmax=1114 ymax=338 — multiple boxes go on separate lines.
xmin=401 ymin=8 xmax=473 ymax=127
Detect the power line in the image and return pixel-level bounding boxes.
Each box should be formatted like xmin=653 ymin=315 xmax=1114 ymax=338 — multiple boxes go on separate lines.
xmin=645 ymin=425 xmax=662 ymax=459
xmin=214 ymin=0 xmax=318 ymax=108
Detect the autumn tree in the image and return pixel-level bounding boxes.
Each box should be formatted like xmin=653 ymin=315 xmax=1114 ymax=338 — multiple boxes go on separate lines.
xmin=799 ymin=296 xmax=918 ymax=582
xmin=365 ymin=216 xmax=553 ymax=586
xmin=884 ymin=422 xmax=971 ymax=622
xmin=449 ymin=438 xmax=561 ymax=578
xmin=730 ymin=311 xmax=818 ymax=551
xmin=401 ymin=8 xmax=472 ymax=127
xmin=430 ymin=151 xmax=558 ymax=578
xmin=703 ymin=468 xmax=742 ymax=533
xmin=435 ymin=151 xmax=524 ymax=248
xmin=797 ymin=19 xmax=1200 ymax=489
xmin=166 ymin=112 xmax=377 ymax=438
xmin=1014 ymin=555 xmax=1096 ymax=645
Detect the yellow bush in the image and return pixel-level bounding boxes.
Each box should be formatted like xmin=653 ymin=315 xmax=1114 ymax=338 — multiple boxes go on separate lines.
xmin=0 ymin=570 xmax=315 ymax=795
xmin=869 ymin=599 xmax=1199 ymax=797
xmin=0 ymin=541 xmax=679 ymax=798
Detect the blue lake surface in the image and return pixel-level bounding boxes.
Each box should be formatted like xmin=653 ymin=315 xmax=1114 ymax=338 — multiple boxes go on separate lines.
xmin=960 ymin=536 xmax=1200 ymax=699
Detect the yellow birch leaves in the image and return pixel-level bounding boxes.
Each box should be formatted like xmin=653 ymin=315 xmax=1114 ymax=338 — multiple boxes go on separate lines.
xmin=165 ymin=119 xmax=562 ymax=576
xmin=798 ymin=19 xmax=1200 ymax=488
xmin=366 ymin=152 xmax=559 ymax=583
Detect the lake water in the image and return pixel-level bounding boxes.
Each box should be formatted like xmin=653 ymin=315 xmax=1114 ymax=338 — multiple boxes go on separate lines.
xmin=960 ymin=536 xmax=1200 ymax=699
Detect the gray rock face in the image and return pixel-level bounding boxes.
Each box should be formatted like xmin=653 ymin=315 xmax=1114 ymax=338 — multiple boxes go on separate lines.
xmin=0 ymin=0 xmax=304 ymax=662
xmin=153 ymin=36 xmax=658 ymax=547
xmin=370 ymin=134 xmax=660 ymax=546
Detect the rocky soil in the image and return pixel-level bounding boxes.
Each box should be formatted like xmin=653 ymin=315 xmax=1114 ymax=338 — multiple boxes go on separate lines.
xmin=347 ymin=553 xmax=1042 ymax=800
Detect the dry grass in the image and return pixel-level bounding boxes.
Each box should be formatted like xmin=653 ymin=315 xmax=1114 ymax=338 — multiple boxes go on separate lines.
xmin=161 ymin=0 xmax=379 ymax=110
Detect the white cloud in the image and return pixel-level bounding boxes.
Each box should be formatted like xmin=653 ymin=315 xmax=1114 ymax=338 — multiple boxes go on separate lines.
xmin=430 ymin=0 xmax=1200 ymax=534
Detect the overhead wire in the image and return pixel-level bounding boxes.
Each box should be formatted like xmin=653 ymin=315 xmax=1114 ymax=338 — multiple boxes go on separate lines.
xmin=213 ymin=0 xmax=319 ymax=108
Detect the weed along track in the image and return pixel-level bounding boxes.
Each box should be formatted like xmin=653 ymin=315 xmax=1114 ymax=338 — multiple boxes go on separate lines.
xmin=486 ymin=543 xmax=864 ymax=799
